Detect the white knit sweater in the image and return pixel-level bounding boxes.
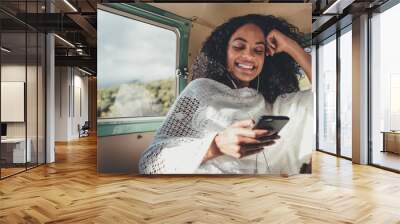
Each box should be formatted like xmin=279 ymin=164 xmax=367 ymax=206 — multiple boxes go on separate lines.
xmin=139 ymin=78 xmax=313 ymax=175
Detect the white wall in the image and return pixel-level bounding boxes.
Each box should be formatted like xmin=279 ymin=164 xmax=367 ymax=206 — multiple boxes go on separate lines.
xmin=55 ymin=67 xmax=89 ymax=141
xmin=55 ymin=66 xmax=69 ymax=141
xmin=1 ymin=65 xmax=26 ymax=135
xmin=72 ymin=72 xmax=89 ymax=138
xmin=1 ymin=82 xmax=25 ymax=122
xmin=1 ymin=62 xmax=46 ymax=164
xmin=1 ymin=64 xmax=37 ymax=138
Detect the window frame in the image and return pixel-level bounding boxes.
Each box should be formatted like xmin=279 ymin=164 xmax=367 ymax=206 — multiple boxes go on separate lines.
xmin=316 ymin=33 xmax=338 ymax=156
xmin=0 ymin=1 xmax=47 ymax=179
xmin=314 ymin=0 xmax=400 ymax=173
xmin=97 ymin=3 xmax=191 ymax=137
xmin=338 ymin=25 xmax=353 ymax=159
xmin=368 ymin=0 xmax=400 ymax=172
xmin=315 ymin=23 xmax=353 ymax=161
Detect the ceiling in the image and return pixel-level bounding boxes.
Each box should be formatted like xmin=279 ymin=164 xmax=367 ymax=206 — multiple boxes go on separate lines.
xmin=0 ymin=0 xmax=392 ymax=75
xmin=311 ymin=0 xmax=389 ymax=43
xmin=0 ymin=0 xmax=97 ymax=74
xmin=151 ymin=3 xmax=312 ymax=33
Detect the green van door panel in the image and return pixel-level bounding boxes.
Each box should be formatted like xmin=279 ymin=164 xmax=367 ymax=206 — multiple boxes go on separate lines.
xmin=98 ymin=3 xmax=191 ymax=136
xmin=97 ymin=118 xmax=164 ymax=137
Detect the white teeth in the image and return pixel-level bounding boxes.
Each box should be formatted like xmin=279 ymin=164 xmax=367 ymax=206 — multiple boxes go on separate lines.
xmin=237 ymin=63 xmax=254 ymax=69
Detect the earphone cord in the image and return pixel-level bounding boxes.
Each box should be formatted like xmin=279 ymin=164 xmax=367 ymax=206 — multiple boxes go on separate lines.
xmin=256 ymin=75 xmax=271 ymax=174
xmin=263 ymin=151 xmax=271 ymax=173
xmin=228 ymin=73 xmax=270 ymax=174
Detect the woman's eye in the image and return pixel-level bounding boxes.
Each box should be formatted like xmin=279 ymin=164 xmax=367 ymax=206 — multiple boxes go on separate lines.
xmin=254 ymin=48 xmax=265 ymax=55
xmin=232 ymin=45 xmax=244 ymax=50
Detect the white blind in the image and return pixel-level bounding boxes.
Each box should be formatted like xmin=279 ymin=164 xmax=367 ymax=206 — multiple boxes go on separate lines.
xmin=1 ymin=81 xmax=25 ymax=122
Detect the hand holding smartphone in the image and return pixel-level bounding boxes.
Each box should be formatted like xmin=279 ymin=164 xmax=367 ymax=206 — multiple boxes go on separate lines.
xmin=241 ymin=115 xmax=289 ymax=151
xmin=253 ymin=115 xmax=289 ymax=133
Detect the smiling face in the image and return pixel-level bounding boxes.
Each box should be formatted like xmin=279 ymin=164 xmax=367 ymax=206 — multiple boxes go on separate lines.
xmin=226 ymin=23 xmax=266 ymax=87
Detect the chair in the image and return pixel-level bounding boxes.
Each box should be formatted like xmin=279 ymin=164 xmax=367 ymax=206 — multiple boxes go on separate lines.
xmin=79 ymin=121 xmax=90 ymax=138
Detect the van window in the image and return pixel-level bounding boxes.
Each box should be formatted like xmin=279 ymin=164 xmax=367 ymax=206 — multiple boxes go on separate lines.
xmin=98 ymin=9 xmax=178 ymax=119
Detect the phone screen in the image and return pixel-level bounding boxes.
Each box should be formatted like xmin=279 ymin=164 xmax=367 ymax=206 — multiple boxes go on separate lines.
xmin=242 ymin=116 xmax=289 ymax=151
xmin=253 ymin=116 xmax=289 ymax=134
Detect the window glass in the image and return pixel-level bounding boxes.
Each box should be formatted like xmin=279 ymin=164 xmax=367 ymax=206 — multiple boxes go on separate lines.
xmin=390 ymin=74 xmax=400 ymax=130
xmin=1 ymin=31 xmax=27 ymax=177
xmin=27 ymin=31 xmax=38 ymax=169
xmin=318 ymin=37 xmax=337 ymax=154
xmin=371 ymin=3 xmax=400 ymax=171
xmin=97 ymin=10 xmax=178 ymax=119
xmin=339 ymin=29 xmax=352 ymax=158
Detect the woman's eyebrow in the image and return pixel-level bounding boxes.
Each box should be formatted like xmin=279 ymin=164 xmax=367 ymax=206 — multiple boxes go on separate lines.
xmin=233 ymin=37 xmax=247 ymax=43
xmin=255 ymin=41 xmax=265 ymax=46
xmin=233 ymin=37 xmax=265 ymax=46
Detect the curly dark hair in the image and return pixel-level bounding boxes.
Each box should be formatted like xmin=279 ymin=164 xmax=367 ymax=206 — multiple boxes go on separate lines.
xmin=192 ymin=14 xmax=308 ymax=103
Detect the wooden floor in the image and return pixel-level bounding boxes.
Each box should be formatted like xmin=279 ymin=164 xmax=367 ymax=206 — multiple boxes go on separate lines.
xmin=1 ymin=163 xmax=46 ymax=178
xmin=373 ymin=150 xmax=400 ymax=171
xmin=1 ymin=167 xmax=26 ymax=178
xmin=1 ymin=135 xmax=400 ymax=223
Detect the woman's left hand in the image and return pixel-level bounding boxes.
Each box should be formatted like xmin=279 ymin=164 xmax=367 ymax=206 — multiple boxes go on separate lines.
xmin=265 ymin=29 xmax=312 ymax=82
xmin=265 ymin=29 xmax=297 ymax=57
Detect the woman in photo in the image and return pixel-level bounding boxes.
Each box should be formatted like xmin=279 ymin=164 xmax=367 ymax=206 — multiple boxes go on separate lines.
xmin=139 ymin=14 xmax=313 ymax=175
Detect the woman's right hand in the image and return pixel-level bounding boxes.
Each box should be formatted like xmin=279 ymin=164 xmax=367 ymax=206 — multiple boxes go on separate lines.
xmin=214 ymin=119 xmax=274 ymax=159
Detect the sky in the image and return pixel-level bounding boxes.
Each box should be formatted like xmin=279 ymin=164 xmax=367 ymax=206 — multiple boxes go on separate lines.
xmin=97 ymin=10 xmax=177 ymax=89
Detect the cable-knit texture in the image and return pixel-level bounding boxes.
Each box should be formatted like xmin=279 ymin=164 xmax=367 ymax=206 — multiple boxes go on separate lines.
xmin=139 ymin=78 xmax=313 ymax=175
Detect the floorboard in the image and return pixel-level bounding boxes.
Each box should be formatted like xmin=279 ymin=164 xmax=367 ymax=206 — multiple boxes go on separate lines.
xmin=1 ymin=135 xmax=400 ymax=223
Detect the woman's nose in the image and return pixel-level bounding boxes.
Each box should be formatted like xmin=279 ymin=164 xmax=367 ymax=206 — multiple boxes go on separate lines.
xmin=241 ymin=48 xmax=256 ymax=59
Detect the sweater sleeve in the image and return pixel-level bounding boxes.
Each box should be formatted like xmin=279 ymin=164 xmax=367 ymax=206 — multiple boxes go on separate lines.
xmin=267 ymin=89 xmax=314 ymax=175
xmin=138 ymin=81 xmax=218 ymax=174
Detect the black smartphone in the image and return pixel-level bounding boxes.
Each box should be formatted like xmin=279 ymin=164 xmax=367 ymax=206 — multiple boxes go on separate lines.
xmin=253 ymin=115 xmax=289 ymax=134
xmin=242 ymin=116 xmax=289 ymax=152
